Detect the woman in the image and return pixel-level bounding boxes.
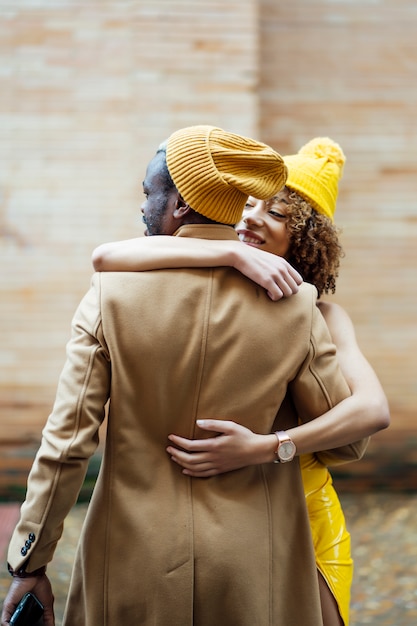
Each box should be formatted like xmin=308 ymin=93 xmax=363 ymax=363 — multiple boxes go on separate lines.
xmin=92 ymin=138 xmax=390 ymax=626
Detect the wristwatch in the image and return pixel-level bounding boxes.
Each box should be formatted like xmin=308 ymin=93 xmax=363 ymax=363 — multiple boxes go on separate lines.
xmin=273 ymin=430 xmax=296 ymax=463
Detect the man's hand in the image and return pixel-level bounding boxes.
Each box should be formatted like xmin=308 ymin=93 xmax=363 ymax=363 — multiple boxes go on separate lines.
xmin=1 ymin=574 xmax=55 ymax=626
xmin=232 ymin=244 xmax=302 ymax=300
xmin=166 ymin=420 xmax=276 ymax=477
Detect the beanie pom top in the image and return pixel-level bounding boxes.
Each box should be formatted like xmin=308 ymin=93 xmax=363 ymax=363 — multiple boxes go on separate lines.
xmin=299 ymin=137 xmax=346 ymax=175
xmin=283 ymin=136 xmax=346 ymax=221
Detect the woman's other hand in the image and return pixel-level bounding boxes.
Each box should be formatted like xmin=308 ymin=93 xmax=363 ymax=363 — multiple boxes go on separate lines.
xmin=167 ymin=419 xmax=276 ymax=477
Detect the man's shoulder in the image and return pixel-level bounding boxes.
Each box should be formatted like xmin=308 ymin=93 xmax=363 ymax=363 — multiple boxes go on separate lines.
xmin=95 ymin=270 xmax=161 ymax=291
xmin=298 ymin=281 xmax=318 ymax=295
xmin=293 ymin=281 xmax=318 ymax=305
xmin=94 ymin=267 xmax=204 ymax=299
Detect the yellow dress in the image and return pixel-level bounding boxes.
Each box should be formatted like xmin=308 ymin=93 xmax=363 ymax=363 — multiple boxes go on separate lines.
xmin=301 ymin=453 xmax=353 ymax=626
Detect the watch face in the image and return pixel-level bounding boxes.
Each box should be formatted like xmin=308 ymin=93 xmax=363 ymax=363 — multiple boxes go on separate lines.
xmin=279 ymin=441 xmax=296 ymax=461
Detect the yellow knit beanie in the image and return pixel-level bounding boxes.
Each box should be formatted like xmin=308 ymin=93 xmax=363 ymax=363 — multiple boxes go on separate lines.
xmin=283 ymin=137 xmax=346 ymax=222
xmin=166 ymin=125 xmax=287 ymax=225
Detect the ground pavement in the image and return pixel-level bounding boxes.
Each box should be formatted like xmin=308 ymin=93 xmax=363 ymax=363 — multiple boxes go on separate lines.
xmin=1 ymin=491 xmax=417 ymax=625
xmin=1 ymin=424 xmax=417 ymax=625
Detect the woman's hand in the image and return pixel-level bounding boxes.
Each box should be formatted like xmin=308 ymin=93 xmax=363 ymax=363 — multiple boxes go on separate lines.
xmin=231 ymin=244 xmax=302 ymax=301
xmin=167 ymin=419 xmax=276 ymax=477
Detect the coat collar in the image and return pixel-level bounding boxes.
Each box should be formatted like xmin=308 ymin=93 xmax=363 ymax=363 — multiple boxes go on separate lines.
xmin=173 ymin=223 xmax=239 ymax=241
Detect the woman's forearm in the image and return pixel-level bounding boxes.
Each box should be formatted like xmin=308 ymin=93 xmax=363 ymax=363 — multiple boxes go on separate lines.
xmin=168 ymin=380 xmax=390 ymax=477
xmin=287 ymin=392 xmax=388 ymax=456
xmin=92 ymin=236 xmax=302 ymax=300
xmin=92 ymin=236 xmax=238 ymax=271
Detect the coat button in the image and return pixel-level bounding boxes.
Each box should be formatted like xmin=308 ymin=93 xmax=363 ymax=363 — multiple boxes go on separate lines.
xmin=25 ymin=540 xmax=32 ymax=549
xmin=21 ymin=547 xmax=28 ymax=556
xmin=28 ymin=533 xmax=35 ymax=542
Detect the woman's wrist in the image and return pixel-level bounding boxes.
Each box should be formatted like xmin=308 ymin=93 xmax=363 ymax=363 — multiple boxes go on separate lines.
xmin=257 ymin=433 xmax=278 ymax=464
xmin=230 ymin=241 xmax=248 ymax=272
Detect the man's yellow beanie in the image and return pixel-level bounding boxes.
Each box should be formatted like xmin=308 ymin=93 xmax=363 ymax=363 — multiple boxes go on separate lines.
xmin=166 ymin=125 xmax=287 ymax=225
xmin=283 ymin=137 xmax=346 ymax=222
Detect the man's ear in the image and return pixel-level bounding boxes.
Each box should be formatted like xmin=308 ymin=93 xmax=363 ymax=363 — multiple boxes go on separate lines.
xmin=173 ymin=195 xmax=192 ymax=219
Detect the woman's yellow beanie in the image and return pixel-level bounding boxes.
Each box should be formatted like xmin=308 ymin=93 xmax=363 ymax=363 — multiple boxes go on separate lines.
xmin=283 ymin=137 xmax=346 ymax=222
xmin=166 ymin=125 xmax=287 ymax=225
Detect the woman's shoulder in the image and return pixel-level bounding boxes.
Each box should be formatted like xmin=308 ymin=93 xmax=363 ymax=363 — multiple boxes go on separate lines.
xmin=316 ymin=300 xmax=358 ymax=346
xmin=317 ymin=300 xmax=349 ymax=320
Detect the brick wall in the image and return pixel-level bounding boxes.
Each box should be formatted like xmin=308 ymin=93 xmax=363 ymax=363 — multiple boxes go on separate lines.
xmin=0 ymin=0 xmax=258 ymax=440
xmin=258 ymin=0 xmax=417 ymax=439
xmin=1 ymin=0 xmax=416 ymax=458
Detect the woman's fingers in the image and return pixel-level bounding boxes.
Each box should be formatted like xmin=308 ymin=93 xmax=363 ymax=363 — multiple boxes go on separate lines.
xmin=167 ymin=419 xmax=239 ymax=451
xmin=266 ymin=264 xmax=302 ymax=300
xmin=167 ymin=446 xmax=222 ymax=477
xmin=167 ymin=446 xmax=210 ymax=467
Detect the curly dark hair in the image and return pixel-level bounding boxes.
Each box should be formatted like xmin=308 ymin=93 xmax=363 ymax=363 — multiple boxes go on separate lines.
xmin=271 ymin=190 xmax=344 ymax=297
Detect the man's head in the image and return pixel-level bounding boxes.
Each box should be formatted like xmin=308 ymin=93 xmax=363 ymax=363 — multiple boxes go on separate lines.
xmin=141 ymin=148 xmax=181 ymax=237
xmin=141 ymin=125 xmax=287 ymax=236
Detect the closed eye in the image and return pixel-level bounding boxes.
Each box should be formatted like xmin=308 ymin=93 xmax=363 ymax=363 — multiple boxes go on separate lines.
xmin=268 ymin=209 xmax=286 ymax=219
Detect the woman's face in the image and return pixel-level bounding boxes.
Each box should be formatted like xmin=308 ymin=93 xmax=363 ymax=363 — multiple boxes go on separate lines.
xmin=235 ymin=187 xmax=291 ymax=258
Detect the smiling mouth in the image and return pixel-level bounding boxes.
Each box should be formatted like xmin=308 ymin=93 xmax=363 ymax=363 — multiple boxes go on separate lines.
xmin=237 ymin=232 xmax=264 ymax=245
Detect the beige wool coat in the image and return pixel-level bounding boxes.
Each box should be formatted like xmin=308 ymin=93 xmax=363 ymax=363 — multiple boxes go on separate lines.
xmin=8 ymin=224 xmax=353 ymax=626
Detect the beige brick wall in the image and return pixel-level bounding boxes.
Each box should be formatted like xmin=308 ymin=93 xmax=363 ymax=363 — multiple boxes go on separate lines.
xmin=1 ymin=0 xmax=415 ymax=445
xmin=259 ymin=0 xmax=417 ymax=431
xmin=0 ymin=0 xmax=259 ymax=437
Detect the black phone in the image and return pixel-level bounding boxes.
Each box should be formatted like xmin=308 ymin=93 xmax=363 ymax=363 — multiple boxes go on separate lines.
xmin=9 ymin=592 xmax=44 ymax=626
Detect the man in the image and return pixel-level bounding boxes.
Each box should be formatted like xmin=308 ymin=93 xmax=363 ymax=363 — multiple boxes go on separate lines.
xmin=2 ymin=125 xmax=351 ymax=625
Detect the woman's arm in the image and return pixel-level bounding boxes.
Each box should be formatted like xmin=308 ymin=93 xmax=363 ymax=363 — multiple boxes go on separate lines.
xmin=92 ymin=236 xmax=302 ymax=300
xmin=166 ymin=303 xmax=390 ymax=477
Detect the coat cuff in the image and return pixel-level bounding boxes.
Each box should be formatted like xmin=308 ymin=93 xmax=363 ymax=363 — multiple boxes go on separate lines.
xmin=7 ymin=563 xmax=46 ymax=578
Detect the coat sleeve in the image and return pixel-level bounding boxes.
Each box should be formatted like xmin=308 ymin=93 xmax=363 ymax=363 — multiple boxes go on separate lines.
xmin=289 ymin=295 xmax=370 ymax=465
xmin=7 ymin=274 xmax=110 ymax=573
xmin=290 ymin=297 xmax=352 ymax=421
xmin=314 ymin=438 xmax=370 ymax=466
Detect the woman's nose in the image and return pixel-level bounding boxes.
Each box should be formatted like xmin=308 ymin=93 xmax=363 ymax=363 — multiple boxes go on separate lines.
xmin=243 ymin=211 xmax=263 ymax=227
